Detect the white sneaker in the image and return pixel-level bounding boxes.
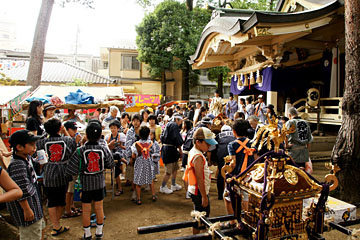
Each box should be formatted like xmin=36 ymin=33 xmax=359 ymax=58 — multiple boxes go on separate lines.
xmin=180 ymin=167 xmax=185 ymax=172
xmin=131 ymin=191 xmax=136 ymax=201
xmin=171 ymin=183 xmax=182 ymax=191
xmin=186 ymin=191 xmax=191 ymax=199
xmin=159 ymin=186 xmax=173 ymax=194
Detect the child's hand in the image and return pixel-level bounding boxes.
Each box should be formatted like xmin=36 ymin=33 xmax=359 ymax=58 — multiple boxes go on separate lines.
xmin=75 ymin=133 xmax=82 ymax=144
xmin=0 ymin=149 xmax=12 ymax=158
xmin=108 ymin=139 xmax=116 ymax=150
xmin=202 ymin=196 xmax=208 ymax=208
xmin=23 ymin=208 xmax=34 ymax=221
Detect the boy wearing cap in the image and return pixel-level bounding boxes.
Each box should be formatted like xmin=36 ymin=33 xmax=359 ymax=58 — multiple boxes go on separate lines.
xmin=6 ymin=130 xmax=45 ymax=240
xmin=36 ymin=118 xmax=77 ymax=235
xmin=183 ymin=127 xmax=217 ymax=234
xmin=66 ymin=122 xmax=115 ymax=240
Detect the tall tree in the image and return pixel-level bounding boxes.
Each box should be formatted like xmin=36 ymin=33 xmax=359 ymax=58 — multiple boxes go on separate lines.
xmin=331 ymin=0 xmax=360 ymax=203
xmin=26 ymin=0 xmax=54 ymax=90
xmin=231 ymin=0 xmax=278 ymax=10
xmin=136 ymin=0 xmax=210 ymax=101
xmin=26 ymin=0 xmax=94 ymax=90
xmin=207 ymin=66 xmax=231 ymax=97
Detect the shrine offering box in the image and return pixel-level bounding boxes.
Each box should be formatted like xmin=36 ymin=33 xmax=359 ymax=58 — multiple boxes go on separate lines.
xmin=303 ymin=196 xmax=357 ymax=223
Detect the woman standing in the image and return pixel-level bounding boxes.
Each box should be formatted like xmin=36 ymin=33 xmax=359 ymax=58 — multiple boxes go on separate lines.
xmin=26 ymin=100 xmax=45 ymax=136
xmin=148 ymin=114 xmax=161 ymax=142
xmin=140 ymin=109 xmax=151 ymax=127
xmin=42 ymin=104 xmax=56 ymax=123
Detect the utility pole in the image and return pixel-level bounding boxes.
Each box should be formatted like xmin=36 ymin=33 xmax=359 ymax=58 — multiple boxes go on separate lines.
xmin=74 ymin=24 xmax=80 ymax=65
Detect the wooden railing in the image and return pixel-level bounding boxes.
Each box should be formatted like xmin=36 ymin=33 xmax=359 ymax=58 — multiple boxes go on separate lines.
xmin=294 ymin=97 xmax=343 ymax=125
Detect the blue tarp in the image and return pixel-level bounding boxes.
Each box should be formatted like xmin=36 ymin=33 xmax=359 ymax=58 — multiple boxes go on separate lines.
xmin=65 ymin=89 xmax=95 ymax=104
xmin=26 ymin=94 xmax=52 ymax=104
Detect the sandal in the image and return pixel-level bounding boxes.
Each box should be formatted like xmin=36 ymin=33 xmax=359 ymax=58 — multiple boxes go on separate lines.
xmin=62 ymin=210 xmax=81 ymax=218
xmin=71 ymin=207 xmax=82 ymax=213
xmin=152 ymin=195 xmax=158 ymax=202
xmin=136 ymin=199 xmax=142 ymax=205
xmin=115 ymin=190 xmax=123 ymax=196
xmin=51 ymin=226 xmax=70 ymax=236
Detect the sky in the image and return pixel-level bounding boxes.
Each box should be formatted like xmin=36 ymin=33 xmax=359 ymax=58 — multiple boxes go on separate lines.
xmin=0 ymin=0 xmax=149 ymax=56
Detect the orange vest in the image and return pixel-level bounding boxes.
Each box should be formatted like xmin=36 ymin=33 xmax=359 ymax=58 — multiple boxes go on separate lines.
xmin=183 ymin=148 xmax=211 ymax=195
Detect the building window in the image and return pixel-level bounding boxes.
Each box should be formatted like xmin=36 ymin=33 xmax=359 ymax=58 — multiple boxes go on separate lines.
xmin=122 ymin=55 xmax=140 ymax=70
xmin=77 ymin=61 xmax=86 ymax=68
xmin=103 ymin=62 xmax=109 ymax=68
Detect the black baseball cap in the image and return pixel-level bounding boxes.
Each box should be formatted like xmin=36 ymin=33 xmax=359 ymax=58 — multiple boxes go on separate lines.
xmin=64 ymin=121 xmax=77 ymax=130
xmin=9 ymin=130 xmax=41 ymax=148
xmin=266 ymin=104 xmax=274 ymax=110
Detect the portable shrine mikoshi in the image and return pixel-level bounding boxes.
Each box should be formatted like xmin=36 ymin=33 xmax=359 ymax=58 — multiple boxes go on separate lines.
xmin=138 ymin=115 xmax=359 ymax=240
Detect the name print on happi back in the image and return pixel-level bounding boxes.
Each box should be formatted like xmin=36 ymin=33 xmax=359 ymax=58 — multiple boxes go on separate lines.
xmin=45 ymin=141 xmax=67 ymax=163
xmin=83 ymin=149 xmax=104 ymax=174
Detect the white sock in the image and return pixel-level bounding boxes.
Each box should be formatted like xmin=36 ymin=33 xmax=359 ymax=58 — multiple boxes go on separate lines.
xmin=96 ymin=223 xmax=104 ymax=235
xmin=84 ymin=226 xmax=91 ymax=238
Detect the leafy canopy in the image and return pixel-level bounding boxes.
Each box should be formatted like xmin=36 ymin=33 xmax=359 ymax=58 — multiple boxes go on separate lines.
xmin=136 ymin=0 xmax=211 ymax=79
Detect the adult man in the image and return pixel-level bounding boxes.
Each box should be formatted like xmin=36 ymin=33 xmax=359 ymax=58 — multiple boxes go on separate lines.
xmin=226 ymin=93 xmax=238 ymax=120
xmin=244 ymin=97 xmax=254 ymax=119
xmin=186 ymin=105 xmax=195 ymax=123
xmin=102 ymin=106 xmax=119 ymax=129
xmin=254 ymin=95 xmax=266 ymax=123
xmin=286 ymin=107 xmax=313 ymax=168
xmin=248 ymin=115 xmax=263 ymax=141
xmin=193 ymin=101 xmax=202 ymax=126
xmin=211 ymin=124 xmax=235 ymax=200
xmin=209 ymin=90 xmax=223 ymax=117
xmin=160 ymin=113 xmax=184 ymax=194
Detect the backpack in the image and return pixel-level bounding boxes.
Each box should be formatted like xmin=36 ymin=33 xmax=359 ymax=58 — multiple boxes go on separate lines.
xmin=135 ymin=141 xmax=153 ymax=160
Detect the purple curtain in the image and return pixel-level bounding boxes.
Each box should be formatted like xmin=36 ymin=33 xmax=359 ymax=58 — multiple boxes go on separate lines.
xmin=230 ymin=67 xmax=274 ymax=96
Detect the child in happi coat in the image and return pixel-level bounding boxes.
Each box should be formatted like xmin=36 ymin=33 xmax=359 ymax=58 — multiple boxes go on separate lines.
xmin=6 ymin=130 xmax=45 ymax=240
xmin=223 ymin=119 xmax=256 ymax=228
xmin=149 ymin=130 xmax=160 ymax=181
xmin=36 ymin=118 xmax=77 ymax=236
xmin=66 ymin=122 xmax=115 ymax=240
xmin=131 ymin=126 xmax=158 ymax=205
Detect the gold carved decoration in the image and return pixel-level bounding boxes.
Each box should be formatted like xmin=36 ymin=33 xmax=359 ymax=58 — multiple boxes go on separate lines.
xmin=284 ymin=169 xmax=299 ymax=185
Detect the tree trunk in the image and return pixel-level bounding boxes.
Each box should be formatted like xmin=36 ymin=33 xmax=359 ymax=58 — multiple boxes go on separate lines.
xmin=161 ymin=71 xmax=167 ymax=103
xmin=26 ymin=0 xmax=54 ymax=90
xmin=331 ymin=0 xmax=360 ymax=203
xmin=186 ymin=0 xmax=193 ymax=11
xmin=218 ymin=72 xmax=223 ymax=97
xmin=182 ymin=65 xmax=190 ymax=100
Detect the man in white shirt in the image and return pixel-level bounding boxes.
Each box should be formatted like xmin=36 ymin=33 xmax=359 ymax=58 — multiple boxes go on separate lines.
xmin=193 ymin=101 xmax=202 ymax=126
xmin=254 ymin=94 xmax=266 ymax=124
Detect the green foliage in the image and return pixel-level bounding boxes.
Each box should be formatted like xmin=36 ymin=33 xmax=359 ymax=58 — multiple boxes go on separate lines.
xmin=231 ymin=0 xmax=279 ymax=11
xmin=0 ymin=72 xmax=17 ymax=85
xmin=64 ymin=78 xmax=88 ymax=86
xmin=136 ymin=0 xmax=211 ymax=79
xmin=207 ymin=66 xmax=231 ymax=83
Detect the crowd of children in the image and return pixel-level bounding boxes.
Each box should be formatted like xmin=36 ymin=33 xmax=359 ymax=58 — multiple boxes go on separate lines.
xmin=0 ymin=95 xmax=313 ymax=239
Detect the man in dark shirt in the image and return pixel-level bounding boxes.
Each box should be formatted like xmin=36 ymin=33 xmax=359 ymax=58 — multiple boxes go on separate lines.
xmin=160 ymin=114 xmax=184 ymax=194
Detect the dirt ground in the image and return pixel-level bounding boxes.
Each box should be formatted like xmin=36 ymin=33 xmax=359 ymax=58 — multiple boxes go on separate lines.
xmin=1 ymin=161 xmax=359 ymax=240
